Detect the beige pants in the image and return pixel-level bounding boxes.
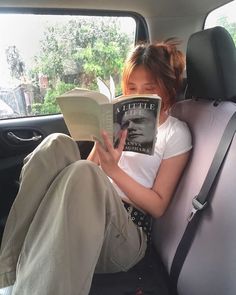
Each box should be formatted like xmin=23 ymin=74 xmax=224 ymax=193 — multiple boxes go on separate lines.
xmin=0 ymin=133 xmax=147 ymax=295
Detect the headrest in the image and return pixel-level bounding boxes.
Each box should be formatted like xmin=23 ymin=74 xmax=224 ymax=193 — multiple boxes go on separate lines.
xmin=186 ymin=26 xmax=236 ymax=101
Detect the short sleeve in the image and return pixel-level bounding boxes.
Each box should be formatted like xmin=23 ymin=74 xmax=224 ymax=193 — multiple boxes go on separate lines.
xmin=163 ymin=120 xmax=192 ymax=159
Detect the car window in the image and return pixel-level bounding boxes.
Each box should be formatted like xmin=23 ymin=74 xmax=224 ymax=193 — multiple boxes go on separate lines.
xmin=205 ymin=0 xmax=236 ymax=44
xmin=0 ymin=12 xmax=137 ymax=119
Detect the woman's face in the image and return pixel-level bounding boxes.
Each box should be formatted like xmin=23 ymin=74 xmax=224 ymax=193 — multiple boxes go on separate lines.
xmin=126 ymin=65 xmax=163 ymax=97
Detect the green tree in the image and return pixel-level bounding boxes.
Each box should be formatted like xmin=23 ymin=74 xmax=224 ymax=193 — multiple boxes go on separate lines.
xmin=31 ymin=16 xmax=134 ymax=114
xmin=5 ymin=45 xmax=25 ymax=80
xmin=32 ymin=17 xmax=132 ymax=90
xmin=75 ymin=39 xmax=128 ymax=91
xmin=31 ymin=81 xmax=75 ymax=115
xmin=216 ymin=16 xmax=236 ymax=44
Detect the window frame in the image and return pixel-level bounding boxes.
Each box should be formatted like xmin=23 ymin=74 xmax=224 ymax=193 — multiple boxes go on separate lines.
xmin=204 ymin=0 xmax=236 ymax=38
xmin=0 ymin=7 xmax=149 ymax=43
xmin=0 ymin=7 xmax=149 ymax=120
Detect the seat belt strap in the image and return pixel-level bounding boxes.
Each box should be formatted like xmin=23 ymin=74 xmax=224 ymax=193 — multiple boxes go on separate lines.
xmin=170 ymin=111 xmax=236 ymax=295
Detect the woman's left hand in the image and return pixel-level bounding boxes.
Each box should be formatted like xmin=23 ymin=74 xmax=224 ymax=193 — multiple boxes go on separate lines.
xmin=96 ymin=129 xmax=127 ymax=177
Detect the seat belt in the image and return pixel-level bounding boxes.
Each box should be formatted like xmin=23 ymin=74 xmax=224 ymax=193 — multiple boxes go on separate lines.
xmin=170 ymin=111 xmax=236 ymax=295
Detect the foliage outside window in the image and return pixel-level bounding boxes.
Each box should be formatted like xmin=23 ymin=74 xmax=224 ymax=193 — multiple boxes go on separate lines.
xmin=205 ymin=0 xmax=236 ymax=44
xmin=0 ymin=14 xmax=136 ymax=119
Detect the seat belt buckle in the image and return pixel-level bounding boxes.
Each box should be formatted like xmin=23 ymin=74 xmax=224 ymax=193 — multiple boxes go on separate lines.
xmin=187 ymin=196 xmax=207 ymax=222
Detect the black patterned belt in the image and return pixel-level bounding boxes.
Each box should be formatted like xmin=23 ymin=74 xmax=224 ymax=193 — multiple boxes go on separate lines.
xmin=122 ymin=200 xmax=152 ymax=243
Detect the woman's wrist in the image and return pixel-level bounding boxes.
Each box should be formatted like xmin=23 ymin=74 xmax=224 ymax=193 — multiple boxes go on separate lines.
xmin=106 ymin=164 xmax=122 ymax=181
xmin=87 ymin=143 xmax=100 ymax=164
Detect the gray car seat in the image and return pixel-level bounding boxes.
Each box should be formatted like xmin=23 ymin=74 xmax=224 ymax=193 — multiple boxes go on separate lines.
xmin=152 ymin=26 xmax=236 ymax=295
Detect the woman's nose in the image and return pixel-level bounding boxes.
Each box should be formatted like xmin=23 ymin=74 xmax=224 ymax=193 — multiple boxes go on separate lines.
xmin=135 ymin=88 xmax=144 ymax=95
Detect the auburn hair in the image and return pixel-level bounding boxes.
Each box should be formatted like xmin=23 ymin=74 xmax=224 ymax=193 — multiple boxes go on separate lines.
xmin=122 ymin=39 xmax=185 ymax=110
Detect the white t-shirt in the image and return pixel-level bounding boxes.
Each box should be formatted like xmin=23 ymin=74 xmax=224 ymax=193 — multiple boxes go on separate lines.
xmin=111 ymin=115 xmax=192 ymax=198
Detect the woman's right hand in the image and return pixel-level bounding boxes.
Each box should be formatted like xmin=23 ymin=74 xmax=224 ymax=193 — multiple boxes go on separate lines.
xmin=96 ymin=129 xmax=127 ymax=176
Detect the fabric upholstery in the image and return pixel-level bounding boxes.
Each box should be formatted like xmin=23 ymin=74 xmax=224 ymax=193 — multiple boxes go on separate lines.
xmin=152 ymin=26 xmax=236 ymax=295
xmin=187 ymin=26 xmax=236 ymax=101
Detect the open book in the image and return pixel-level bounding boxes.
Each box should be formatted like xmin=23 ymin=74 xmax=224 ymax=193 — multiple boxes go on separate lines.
xmin=57 ymin=80 xmax=161 ymax=155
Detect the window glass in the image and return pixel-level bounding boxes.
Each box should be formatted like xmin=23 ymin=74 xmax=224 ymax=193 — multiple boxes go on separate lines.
xmin=205 ymin=0 xmax=236 ymax=44
xmin=0 ymin=13 xmax=136 ymax=119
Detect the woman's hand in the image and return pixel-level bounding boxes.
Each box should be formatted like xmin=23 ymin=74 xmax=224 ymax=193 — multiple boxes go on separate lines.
xmin=96 ymin=129 xmax=127 ymax=177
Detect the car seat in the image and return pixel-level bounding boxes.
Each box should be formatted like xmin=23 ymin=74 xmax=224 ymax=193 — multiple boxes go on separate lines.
xmin=152 ymin=26 xmax=236 ymax=295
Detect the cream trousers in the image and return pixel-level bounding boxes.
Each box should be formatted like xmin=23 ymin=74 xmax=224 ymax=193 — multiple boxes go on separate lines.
xmin=0 ymin=133 xmax=147 ymax=295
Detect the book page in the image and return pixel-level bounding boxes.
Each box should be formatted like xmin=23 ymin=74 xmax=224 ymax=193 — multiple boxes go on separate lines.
xmin=59 ymin=88 xmax=109 ymax=104
xmin=57 ymin=96 xmax=105 ymax=142
xmin=97 ymin=77 xmax=111 ymax=101
xmin=100 ymin=104 xmax=113 ymax=141
xmin=113 ymin=95 xmax=161 ymax=155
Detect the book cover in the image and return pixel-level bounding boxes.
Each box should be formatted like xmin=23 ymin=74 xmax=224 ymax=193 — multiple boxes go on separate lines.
xmin=113 ymin=96 xmax=160 ymax=155
xmin=57 ymin=83 xmax=161 ymax=155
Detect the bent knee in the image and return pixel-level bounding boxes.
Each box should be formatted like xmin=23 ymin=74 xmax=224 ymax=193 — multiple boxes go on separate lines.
xmin=70 ymin=160 xmax=102 ymax=177
xmin=57 ymin=160 xmax=112 ymax=203
xmin=43 ymin=133 xmax=80 ymax=159
xmin=45 ymin=133 xmax=75 ymax=148
xmin=66 ymin=160 xmax=110 ymax=188
xmin=55 ymin=160 xmax=121 ymax=210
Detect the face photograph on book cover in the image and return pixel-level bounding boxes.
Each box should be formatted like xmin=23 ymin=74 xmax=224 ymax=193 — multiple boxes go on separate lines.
xmin=114 ymin=99 xmax=158 ymax=154
xmin=122 ymin=108 xmax=156 ymax=142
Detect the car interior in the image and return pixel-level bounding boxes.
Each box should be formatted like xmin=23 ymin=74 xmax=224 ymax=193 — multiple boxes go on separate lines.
xmin=0 ymin=0 xmax=236 ymax=294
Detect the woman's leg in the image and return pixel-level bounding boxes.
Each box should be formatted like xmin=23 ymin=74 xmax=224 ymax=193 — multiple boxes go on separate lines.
xmin=11 ymin=161 xmax=147 ymax=295
xmin=0 ymin=133 xmax=81 ymax=288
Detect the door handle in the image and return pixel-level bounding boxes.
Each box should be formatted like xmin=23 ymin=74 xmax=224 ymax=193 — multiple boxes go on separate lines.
xmin=7 ymin=131 xmax=42 ymax=143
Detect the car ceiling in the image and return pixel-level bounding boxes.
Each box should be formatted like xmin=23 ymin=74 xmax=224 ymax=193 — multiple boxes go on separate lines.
xmin=0 ymin=0 xmax=233 ymax=51
xmin=0 ymin=0 xmax=233 ymax=18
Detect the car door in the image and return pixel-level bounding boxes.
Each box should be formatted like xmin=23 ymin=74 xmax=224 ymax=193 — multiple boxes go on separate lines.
xmin=0 ymin=114 xmax=70 ymax=239
xmin=0 ymin=8 xmax=147 ymax=241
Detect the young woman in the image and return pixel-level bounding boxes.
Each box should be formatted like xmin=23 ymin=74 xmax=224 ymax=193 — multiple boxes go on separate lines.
xmin=0 ymin=39 xmax=192 ymax=295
